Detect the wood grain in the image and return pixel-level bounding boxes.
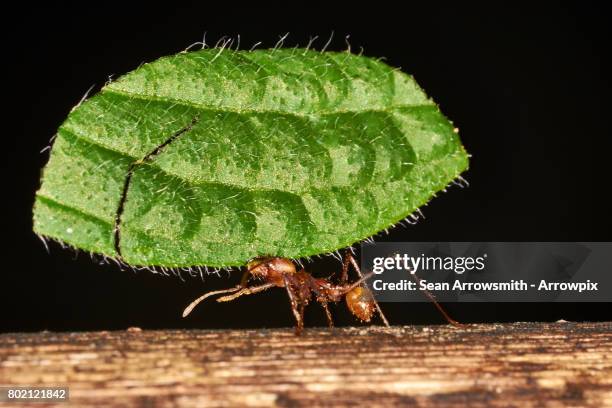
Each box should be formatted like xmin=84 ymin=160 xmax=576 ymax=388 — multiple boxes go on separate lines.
xmin=1 ymin=322 xmax=611 ymax=407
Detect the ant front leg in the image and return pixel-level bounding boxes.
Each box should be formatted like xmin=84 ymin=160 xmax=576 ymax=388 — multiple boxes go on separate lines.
xmin=342 ymin=250 xmax=390 ymax=327
xmin=283 ymin=275 xmax=304 ymax=335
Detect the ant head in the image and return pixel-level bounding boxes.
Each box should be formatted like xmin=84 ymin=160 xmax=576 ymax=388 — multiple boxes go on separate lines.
xmin=345 ymin=286 xmax=376 ymax=322
xmin=247 ymin=257 xmax=296 ymax=280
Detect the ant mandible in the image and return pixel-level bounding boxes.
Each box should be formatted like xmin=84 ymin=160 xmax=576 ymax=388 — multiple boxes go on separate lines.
xmin=183 ymin=250 xmax=462 ymax=335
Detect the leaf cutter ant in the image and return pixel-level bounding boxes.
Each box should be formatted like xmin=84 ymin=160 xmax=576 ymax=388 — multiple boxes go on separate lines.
xmin=183 ymin=251 xmax=463 ymax=335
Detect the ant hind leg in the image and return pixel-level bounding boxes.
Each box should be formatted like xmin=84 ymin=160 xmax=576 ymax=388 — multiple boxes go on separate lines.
xmin=406 ymin=272 xmax=466 ymax=328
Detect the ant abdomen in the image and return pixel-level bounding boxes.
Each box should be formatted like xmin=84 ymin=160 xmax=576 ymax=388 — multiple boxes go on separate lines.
xmin=345 ymin=286 xmax=376 ymax=322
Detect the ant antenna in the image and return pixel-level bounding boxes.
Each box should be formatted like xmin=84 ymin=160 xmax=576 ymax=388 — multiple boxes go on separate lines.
xmin=182 ymin=285 xmax=242 ymax=317
xmin=216 ymin=283 xmax=275 ymax=302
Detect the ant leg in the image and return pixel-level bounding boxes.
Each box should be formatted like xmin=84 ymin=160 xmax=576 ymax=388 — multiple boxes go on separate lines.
xmin=216 ymin=283 xmax=275 ymax=302
xmin=340 ymin=251 xmax=351 ymax=283
xmin=320 ymin=301 xmax=334 ymax=328
xmin=345 ymin=251 xmax=390 ymax=327
xmin=407 ymin=272 xmax=465 ymax=328
xmin=299 ymin=302 xmax=306 ymax=329
xmin=283 ymin=275 xmax=304 ymax=335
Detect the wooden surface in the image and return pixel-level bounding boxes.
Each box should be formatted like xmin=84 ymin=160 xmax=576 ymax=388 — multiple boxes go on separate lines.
xmin=1 ymin=322 xmax=611 ymax=407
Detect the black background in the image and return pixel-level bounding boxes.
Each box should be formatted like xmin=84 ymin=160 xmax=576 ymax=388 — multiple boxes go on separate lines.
xmin=3 ymin=3 xmax=610 ymax=332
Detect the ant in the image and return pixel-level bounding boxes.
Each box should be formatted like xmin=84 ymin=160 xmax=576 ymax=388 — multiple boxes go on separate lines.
xmin=183 ymin=250 xmax=462 ymax=335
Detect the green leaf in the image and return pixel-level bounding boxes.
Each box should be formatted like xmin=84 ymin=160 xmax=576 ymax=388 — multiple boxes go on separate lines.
xmin=33 ymin=48 xmax=469 ymax=267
